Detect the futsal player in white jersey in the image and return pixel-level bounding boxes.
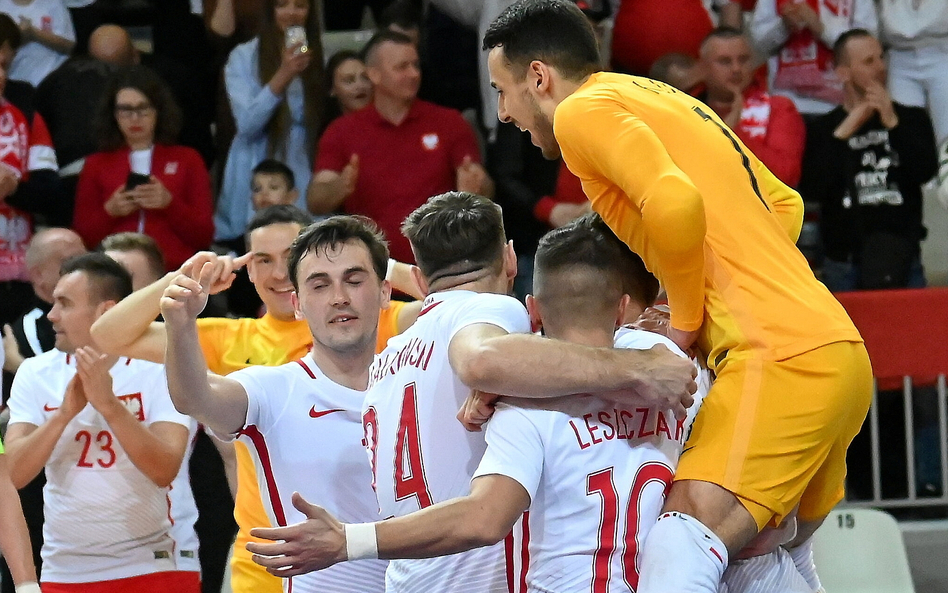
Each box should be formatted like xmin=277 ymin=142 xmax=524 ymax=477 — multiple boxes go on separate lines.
xmin=161 ymin=216 xmax=396 ymax=593
xmin=246 ymin=193 xmax=698 ymax=590
xmin=4 ymin=254 xmax=198 ymax=593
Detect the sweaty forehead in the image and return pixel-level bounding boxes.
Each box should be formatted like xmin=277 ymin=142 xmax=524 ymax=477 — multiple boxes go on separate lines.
xmin=299 ymin=240 xmax=374 ymax=274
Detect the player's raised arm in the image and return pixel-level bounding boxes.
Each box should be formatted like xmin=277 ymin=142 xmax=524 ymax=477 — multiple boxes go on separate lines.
xmin=161 ymin=262 xmax=250 ymax=436
xmin=448 ymin=322 xmax=696 ymax=418
xmin=247 ymin=474 xmax=529 ymax=577
xmin=91 ymin=251 xmax=248 ymax=361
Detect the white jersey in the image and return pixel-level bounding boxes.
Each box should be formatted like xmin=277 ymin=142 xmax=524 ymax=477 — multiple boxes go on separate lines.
xmin=7 ymin=350 xmax=195 ymax=583
xmin=363 ymin=290 xmax=532 ymax=593
xmin=225 ymin=353 xmax=387 ymax=593
xmin=474 ymin=328 xmax=711 ymax=593
xmin=167 ymin=424 xmax=201 ymax=573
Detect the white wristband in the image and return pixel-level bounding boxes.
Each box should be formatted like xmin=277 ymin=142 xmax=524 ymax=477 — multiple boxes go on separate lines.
xmin=386 ymin=258 xmax=396 ymax=281
xmin=345 ymin=522 xmax=379 ymax=561
xmin=16 ymin=583 xmax=41 ymax=593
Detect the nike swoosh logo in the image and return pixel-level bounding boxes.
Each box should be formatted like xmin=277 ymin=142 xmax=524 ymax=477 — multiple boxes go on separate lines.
xmin=309 ymin=407 xmax=345 ymax=419
xmin=43 ymin=404 xmax=59 ymax=412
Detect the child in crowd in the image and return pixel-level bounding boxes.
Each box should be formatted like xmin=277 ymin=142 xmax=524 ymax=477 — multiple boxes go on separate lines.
xmin=250 ymin=159 xmax=298 ymax=211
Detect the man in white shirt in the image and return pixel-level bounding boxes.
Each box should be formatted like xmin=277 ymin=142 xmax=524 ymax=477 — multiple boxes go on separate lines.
xmin=3 ymin=252 xmax=197 ymax=593
xmin=246 ymin=192 xmax=697 ymax=592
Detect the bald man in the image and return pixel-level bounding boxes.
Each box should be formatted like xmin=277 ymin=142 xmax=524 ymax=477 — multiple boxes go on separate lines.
xmin=3 ymin=228 xmax=87 ymax=373
xmin=87 ymin=24 xmax=138 ymax=66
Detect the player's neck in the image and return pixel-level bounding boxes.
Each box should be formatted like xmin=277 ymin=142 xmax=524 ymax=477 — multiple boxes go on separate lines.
xmin=309 ymin=344 xmax=374 ymax=391
xmin=547 ymin=325 xmax=614 ymax=349
xmin=428 ymin=269 xmax=507 ymax=296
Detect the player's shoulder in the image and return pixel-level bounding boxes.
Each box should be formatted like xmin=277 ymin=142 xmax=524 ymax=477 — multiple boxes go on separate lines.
xmin=14 ymin=349 xmax=64 ymax=384
xmin=614 ymin=326 xmax=687 ymax=358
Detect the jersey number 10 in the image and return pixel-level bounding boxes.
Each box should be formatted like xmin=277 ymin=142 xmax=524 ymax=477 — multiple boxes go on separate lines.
xmin=587 ymin=462 xmax=673 ymax=592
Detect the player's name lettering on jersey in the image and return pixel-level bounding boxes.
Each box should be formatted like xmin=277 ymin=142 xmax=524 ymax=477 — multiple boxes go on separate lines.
xmin=569 ymin=407 xmax=686 ymax=450
xmin=369 ymin=337 xmax=436 ymax=387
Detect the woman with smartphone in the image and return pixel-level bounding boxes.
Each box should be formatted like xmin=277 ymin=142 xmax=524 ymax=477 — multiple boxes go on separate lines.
xmin=213 ymin=0 xmax=324 ymax=249
xmin=72 ymin=65 xmax=214 ymax=271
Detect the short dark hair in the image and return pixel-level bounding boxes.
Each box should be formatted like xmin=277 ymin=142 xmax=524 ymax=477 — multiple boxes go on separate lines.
xmin=362 ymin=29 xmax=414 ymax=65
xmin=246 ymin=205 xmax=313 ymax=235
xmin=378 ymin=0 xmax=423 ymax=31
xmin=96 ymin=65 xmax=182 ymax=151
xmin=483 ymin=0 xmax=601 ymax=81
xmin=401 ymin=192 xmax=506 ymax=284
xmin=287 ymin=215 xmax=389 ymax=291
xmin=536 ymin=213 xmax=658 ymax=307
xmin=61 ymin=252 xmax=133 ymax=303
xmin=0 ymin=13 xmax=21 ymax=51
xmin=833 ymin=28 xmax=876 ymax=66
xmin=252 ymin=158 xmax=296 ymax=190
xmin=99 ymin=232 xmax=166 ymax=279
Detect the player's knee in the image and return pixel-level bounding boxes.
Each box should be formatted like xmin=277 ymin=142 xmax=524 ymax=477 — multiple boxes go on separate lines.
xmin=638 ymin=512 xmax=728 ymax=593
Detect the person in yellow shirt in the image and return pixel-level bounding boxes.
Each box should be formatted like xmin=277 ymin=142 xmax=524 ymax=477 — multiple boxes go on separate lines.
xmin=480 ymin=1 xmax=872 ymax=591
xmin=91 ymin=205 xmax=422 ymax=593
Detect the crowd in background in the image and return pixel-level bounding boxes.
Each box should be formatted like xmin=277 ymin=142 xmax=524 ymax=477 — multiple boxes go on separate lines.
xmin=0 ymin=0 xmax=944 ymax=591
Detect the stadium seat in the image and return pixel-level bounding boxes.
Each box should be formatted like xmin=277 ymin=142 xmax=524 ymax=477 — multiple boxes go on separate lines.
xmin=812 ymin=508 xmax=915 ymax=593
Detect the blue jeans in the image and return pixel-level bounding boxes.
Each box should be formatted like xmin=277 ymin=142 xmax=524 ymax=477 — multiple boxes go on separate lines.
xmin=821 ymin=257 xmax=926 ymax=292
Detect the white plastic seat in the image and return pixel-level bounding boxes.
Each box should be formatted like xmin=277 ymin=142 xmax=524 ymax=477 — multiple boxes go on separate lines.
xmin=812 ymin=508 xmax=915 ymax=593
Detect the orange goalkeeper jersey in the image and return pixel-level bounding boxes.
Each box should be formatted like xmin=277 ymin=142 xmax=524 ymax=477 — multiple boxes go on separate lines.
xmin=554 ymin=72 xmax=860 ymax=369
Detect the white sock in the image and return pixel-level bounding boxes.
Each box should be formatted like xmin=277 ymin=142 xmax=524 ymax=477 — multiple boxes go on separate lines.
xmin=723 ymin=548 xmax=812 ymax=593
xmin=639 ymin=512 xmax=729 ymax=593
xmin=788 ymin=537 xmax=822 ymax=592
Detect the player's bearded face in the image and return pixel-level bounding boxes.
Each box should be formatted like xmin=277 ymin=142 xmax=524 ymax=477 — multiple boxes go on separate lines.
xmin=527 ymin=91 xmax=560 ymax=160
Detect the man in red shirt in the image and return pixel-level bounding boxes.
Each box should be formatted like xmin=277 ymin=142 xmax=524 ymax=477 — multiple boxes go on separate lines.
xmin=308 ymin=30 xmax=491 ymax=263
xmin=699 ymin=27 xmax=806 ymax=187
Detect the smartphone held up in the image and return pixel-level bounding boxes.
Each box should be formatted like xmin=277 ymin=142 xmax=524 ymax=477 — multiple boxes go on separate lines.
xmin=285 ymin=25 xmax=308 ymax=55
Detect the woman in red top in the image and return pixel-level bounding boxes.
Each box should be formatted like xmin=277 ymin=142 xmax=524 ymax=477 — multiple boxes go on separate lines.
xmin=73 ymin=66 xmax=214 ymax=270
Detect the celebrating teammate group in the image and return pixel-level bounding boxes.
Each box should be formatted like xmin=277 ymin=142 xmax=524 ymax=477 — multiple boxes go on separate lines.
xmin=1 ymin=1 xmax=872 ymax=592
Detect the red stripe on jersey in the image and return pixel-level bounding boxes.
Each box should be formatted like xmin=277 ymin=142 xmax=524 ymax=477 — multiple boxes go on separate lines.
xmin=710 ymin=546 xmax=724 ymax=564
xmin=295 ymin=359 xmax=317 ymax=379
xmin=520 ymin=510 xmax=530 ymax=591
xmin=238 ymin=424 xmax=288 ymax=526
xmin=504 ymin=532 xmax=515 ymax=593
xmin=417 ymin=300 xmax=442 ymax=317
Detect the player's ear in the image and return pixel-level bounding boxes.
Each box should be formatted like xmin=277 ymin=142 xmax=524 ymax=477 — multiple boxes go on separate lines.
xmin=616 ymin=294 xmax=632 ymax=328
xmin=379 ymin=278 xmax=392 ymax=310
xmin=409 ymin=265 xmax=429 ymax=296
xmin=291 ymin=291 xmax=303 ymax=321
xmin=504 ymin=241 xmax=517 ymax=281
xmin=525 ymin=294 xmax=543 ymax=334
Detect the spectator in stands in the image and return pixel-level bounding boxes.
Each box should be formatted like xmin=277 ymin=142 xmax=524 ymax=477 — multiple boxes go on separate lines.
xmin=4 ymin=253 xmax=198 ymax=593
xmin=73 ymin=66 xmax=214 ymax=272
xmin=611 ymin=0 xmax=742 ymax=76
xmin=0 ymin=14 xmax=61 ymax=327
xmin=310 ymin=30 xmax=491 ymax=263
xmin=0 ymin=0 xmax=73 ymax=87
xmin=879 ymin=1 xmax=948 ymax=208
xmin=215 ymin=0 xmax=324 ymax=251
xmin=750 ymin=0 xmax=878 ymax=118
xmin=35 ymin=25 xmax=136 ymax=209
xmin=379 ymin=0 xmax=422 ymax=46
xmin=323 ymin=0 xmax=395 ymax=31
xmin=649 ymin=52 xmax=704 ymax=95
xmin=100 ymin=232 xmax=166 ymax=292
xmin=63 ymin=0 xmax=98 ymax=55
xmin=251 ymin=158 xmax=298 ymax=211
xmin=324 ymin=50 xmax=371 ymax=126
xmin=800 ymin=29 xmax=937 ymax=291
xmin=699 ymin=27 xmax=806 ymax=186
